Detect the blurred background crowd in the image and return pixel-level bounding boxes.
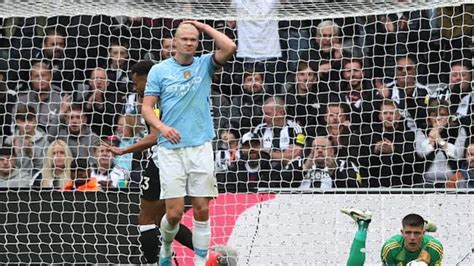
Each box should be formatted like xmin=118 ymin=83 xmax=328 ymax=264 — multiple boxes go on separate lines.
xmin=0 ymin=2 xmax=472 ymax=191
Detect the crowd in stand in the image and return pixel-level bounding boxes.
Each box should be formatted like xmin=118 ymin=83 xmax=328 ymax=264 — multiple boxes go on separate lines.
xmin=0 ymin=4 xmax=472 ymax=191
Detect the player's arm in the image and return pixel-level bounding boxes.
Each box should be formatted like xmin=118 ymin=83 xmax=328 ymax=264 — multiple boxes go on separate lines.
xmin=184 ymin=21 xmax=236 ymax=66
xmin=142 ymin=96 xmax=181 ymax=144
xmin=380 ymin=240 xmax=400 ymax=265
xmin=122 ymin=128 xmax=158 ymax=153
xmin=107 ymin=128 xmax=159 ymax=155
xmin=425 ymin=240 xmax=443 ymax=266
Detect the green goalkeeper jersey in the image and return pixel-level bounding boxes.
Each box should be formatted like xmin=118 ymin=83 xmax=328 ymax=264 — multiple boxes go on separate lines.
xmin=381 ymin=235 xmax=443 ymax=266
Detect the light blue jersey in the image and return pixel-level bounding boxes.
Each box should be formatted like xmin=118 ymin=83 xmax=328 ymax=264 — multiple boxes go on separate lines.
xmin=144 ymin=53 xmax=216 ymax=149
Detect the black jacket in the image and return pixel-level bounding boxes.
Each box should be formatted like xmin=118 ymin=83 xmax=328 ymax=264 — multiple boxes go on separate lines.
xmin=358 ymin=121 xmax=417 ymax=187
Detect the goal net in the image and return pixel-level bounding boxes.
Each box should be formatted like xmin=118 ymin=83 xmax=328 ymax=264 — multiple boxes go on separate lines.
xmin=0 ymin=0 xmax=473 ymax=264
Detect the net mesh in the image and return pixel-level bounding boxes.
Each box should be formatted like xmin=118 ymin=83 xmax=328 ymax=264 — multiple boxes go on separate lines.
xmin=0 ymin=0 xmax=472 ymax=19
xmin=0 ymin=0 xmax=473 ymax=264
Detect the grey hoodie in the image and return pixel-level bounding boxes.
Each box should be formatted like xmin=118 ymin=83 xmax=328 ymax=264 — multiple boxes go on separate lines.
xmin=49 ymin=124 xmax=100 ymax=161
xmin=17 ymin=85 xmax=63 ymax=132
xmin=5 ymin=127 xmax=49 ymax=174
xmin=0 ymin=168 xmax=33 ymax=188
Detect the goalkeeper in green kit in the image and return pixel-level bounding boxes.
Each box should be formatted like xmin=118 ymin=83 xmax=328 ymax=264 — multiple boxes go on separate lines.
xmin=341 ymin=208 xmax=443 ymax=266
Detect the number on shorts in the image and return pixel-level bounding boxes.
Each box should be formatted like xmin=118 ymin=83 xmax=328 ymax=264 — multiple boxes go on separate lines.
xmin=141 ymin=176 xmax=150 ymax=190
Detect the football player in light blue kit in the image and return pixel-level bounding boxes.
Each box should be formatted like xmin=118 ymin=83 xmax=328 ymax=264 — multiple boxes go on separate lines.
xmin=142 ymin=21 xmax=236 ymax=266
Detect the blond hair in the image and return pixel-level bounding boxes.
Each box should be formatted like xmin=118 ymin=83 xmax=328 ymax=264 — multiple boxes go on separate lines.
xmin=41 ymin=140 xmax=73 ymax=188
xmin=176 ymin=23 xmax=199 ymax=37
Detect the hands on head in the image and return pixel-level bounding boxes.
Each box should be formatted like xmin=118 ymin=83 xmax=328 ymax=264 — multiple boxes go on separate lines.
xmin=181 ymin=20 xmax=208 ymax=32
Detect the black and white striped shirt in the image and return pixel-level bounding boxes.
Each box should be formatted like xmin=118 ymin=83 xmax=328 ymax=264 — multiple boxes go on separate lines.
xmin=385 ymin=81 xmax=431 ymax=130
xmin=252 ymin=120 xmax=305 ymax=150
xmin=428 ymin=84 xmax=473 ymax=117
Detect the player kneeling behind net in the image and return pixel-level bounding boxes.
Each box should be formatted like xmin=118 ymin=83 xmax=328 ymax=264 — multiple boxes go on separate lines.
xmin=341 ymin=208 xmax=442 ymax=266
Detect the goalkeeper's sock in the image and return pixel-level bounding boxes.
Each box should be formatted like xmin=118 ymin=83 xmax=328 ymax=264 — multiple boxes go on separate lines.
xmin=175 ymin=222 xmax=194 ymax=251
xmin=138 ymin=224 xmax=160 ymax=263
xmin=346 ymin=221 xmax=369 ymax=266
xmin=193 ymin=219 xmax=211 ymax=266
xmin=159 ymin=215 xmax=179 ymax=259
xmin=357 ymin=220 xmax=370 ymax=231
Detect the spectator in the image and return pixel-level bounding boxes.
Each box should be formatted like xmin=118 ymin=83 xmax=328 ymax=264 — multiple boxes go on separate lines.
xmin=143 ymin=26 xmax=177 ymax=63
xmin=83 ymin=67 xmax=119 ymax=137
xmin=211 ymin=68 xmax=232 ymax=130
xmin=415 ymin=99 xmax=467 ymax=188
xmin=425 ymin=61 xmax=471 ymax=104
xmin=33 ymin=140 xmax=73 ymax=189
xmin=91 ymin=141 xmax=130 ymax=190
xmin=439 ymin=5 xmax=471 ymax=63
xmin=34 ymin=26 xmax=66 ymax=65
xmin=112 ymin=114 xmax=145 ymax=174
xmin=425 ymin=60 xmax=473 ymax=134
xmin=67 ymin=15 xmax=114 ymax=71
xmin=303 ymin=20 xmax=343 ymax=84
xmin=365 ymin=10 xmax=432 ymax=76
xmin=230 ymin=0 xmax=285 ymax=92
xmin=316 ymin=102 xmax=357 ymax=160
xmin=30 ymin=25 xmax=83 ymax=92
xmin=218 ymin=131 xmax=271 ymax=192
xmin=5 ymin=17 xmax=39 ymax=91
xmin=108 ymin=16 xmax=161 ymax=63
xmin=443 ymin=60 xmax=473 ymax=135
xmin=296 ymin=135 xmax=362 ymax=189
xmin=107 ymin=38 xmax=131 ymax=98
xmin=142 ymin=30 xmax=175 ymax=63
xmin=363 ymin=14 xmax=398 ymax=79
xmin=373 ymin=11 xmax=433 ymax=79
xmin=394 ymin=11 xmax=432 ymax=69
xmin=252 ymin=96 xmax=306 ymax=188
xmin=377 ymin=55 xmax=432 ymax=130
xmin=279 ymin=19 xmax=312 ymax=74
xmin=49 ymin=103 xmax=100 ymax=161
xmin=159 ymin=34 xmax=176 ymax=61
xmin=333 ymin=57 xmax=375 ymax=127
xmin=284 ymin=61 xmax=328 ymax=137
xmin=5 ymin=104 xmax=49 ymax=175
xmin=0 ymin=145 xmax=31 ymax=188
xmin=215 ymin=128 xmax=240 ymax=173
xmin=447 ymin=139 xmax=474 ymax=188
xmin=63 ymin=158 xmax=100 ymax=191
xmin=358 ymin=100 xmax=417 ymax=187
xmin=448 ymin=60 xmax=473 ymax=112
xmin=17 ymin=62 xmax=71 ymax=134
xmin=230 ymin=68 xmax=268 ymax=133
xmin=0 ymin=62 xmax=15 ymax=140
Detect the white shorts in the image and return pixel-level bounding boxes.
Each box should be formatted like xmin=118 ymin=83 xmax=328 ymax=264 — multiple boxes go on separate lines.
xmin=157 ymin=142 xmax=218 ymax=199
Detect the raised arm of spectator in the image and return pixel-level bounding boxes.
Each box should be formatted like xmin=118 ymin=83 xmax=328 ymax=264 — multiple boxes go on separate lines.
xmin=415 ymin=130 xmax=435 ymax=157
xmin=444 ymin=127 xmax=467 ymax=159
xmin=184 ymin=21 xmax=237 ymax=65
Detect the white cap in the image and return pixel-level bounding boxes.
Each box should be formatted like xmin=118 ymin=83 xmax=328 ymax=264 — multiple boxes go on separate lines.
xmin=239 ymin=132 xmax=260 ymax=147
